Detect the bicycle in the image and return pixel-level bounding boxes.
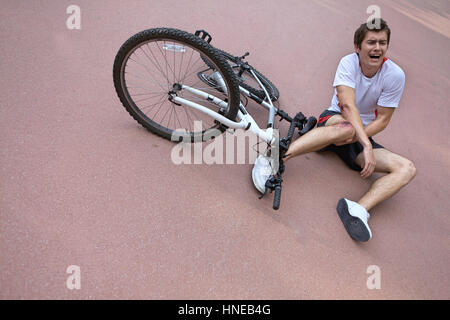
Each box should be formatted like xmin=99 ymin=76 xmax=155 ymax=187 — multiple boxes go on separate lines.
xmin=113 ymin=28 xmax=317 ymax=210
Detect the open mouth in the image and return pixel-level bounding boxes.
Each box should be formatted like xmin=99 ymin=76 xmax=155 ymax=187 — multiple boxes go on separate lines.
xmin=369 ymin=54 xmax=381 ymax=60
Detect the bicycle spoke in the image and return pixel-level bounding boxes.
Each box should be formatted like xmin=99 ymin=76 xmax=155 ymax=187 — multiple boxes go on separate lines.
xmin=127 ymin=56 xmax=168 ymax=91
xmin=177 ymin=45 xmax=185 ymax=82
xmin=149 ymin=97 xmax=169 ymax=120
xmin=121 ymin=36 xmax=232 ymax=136
xmin=132 ymin=49 xmax=169 ymax=87
xmin=180 ymin=56 xmax=206 ymax=84
xmin=179 ymin=47 xmax=195 ymax=85
xmin=144 ymin=43 xmax=172 ymax=89
xmin=128 ymin=92 xmax=165 ymax=98
xmin=125 ymin=71 xmax=165 ymax=90
xmin=137 ymin=45 xmax=170 ymax=88
xmin=157 ymin=41 xmax=178 ymax=86
xmin=173 ymin=106 xmax=183 ymax=130
xmin=138 ymin=95 xmax=167 ymax=110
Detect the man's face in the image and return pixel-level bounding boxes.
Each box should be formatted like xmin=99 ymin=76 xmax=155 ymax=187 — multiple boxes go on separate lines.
xmin=355 ymin=31 xmax=389 ymax=70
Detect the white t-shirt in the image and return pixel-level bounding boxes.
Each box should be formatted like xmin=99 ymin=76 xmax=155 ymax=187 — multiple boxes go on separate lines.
xmin=329 ymin=53 xmax=405 ymax=126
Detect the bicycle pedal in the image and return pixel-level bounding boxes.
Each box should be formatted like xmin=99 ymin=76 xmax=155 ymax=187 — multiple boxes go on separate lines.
xmin=194 ymin=29 xmax=212 ymax=43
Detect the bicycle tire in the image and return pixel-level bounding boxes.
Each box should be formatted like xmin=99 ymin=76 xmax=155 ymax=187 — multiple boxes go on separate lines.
xmin=113 ymin=28 xmax=241 ymax=142
xmin=203 ymin=48 xmax=279 ymax=101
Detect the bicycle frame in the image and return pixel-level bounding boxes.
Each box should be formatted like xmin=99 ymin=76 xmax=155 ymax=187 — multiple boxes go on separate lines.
xmin=168 ymin=54 xmax=317 ymax=211
xmin=171 ymin=69 xmax=278 ymax=146
xmin=114 ymin=27 xmax=317 ymax=210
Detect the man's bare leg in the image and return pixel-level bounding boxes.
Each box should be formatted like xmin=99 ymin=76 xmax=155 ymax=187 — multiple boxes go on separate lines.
xmin=355 ymin=148 xmax=416 ymax=211
xmin=284 ymin=115 xmax=353 ymax=162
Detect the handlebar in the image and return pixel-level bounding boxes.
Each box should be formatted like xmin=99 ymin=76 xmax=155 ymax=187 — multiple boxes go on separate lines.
xmin=273 ymin=185 xmax=282 ymax=210
xmin=260 ymin=112 xmax=316 ymax=210
xmin=299 ymin=116 xmax=317 ymax=136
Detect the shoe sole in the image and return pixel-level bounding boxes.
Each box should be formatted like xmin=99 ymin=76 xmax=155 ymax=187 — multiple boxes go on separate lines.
xmin=336 ymin=198 xmax=371 ymax=242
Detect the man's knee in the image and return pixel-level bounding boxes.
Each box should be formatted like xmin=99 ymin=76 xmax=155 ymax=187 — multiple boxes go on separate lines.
xmin=332 ymin=121 xmax=356 ymax=141
xmin=394 ymin=159 xmax=417 ymax=184
xmin=403 ymin=159 xmax=417 ymax=182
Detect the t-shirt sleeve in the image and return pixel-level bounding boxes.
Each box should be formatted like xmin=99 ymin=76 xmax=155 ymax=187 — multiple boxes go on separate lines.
xmin=377 ymin=68 xmax=405 ymax=108
xmin=332 ymin=55 xmax=357 ymax=89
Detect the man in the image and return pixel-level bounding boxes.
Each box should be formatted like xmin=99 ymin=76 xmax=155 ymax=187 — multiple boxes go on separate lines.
xmin=252 ymin=19 xmax=416 ymax=242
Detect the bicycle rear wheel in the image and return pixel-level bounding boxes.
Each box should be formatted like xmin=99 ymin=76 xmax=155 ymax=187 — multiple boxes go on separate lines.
xmin=113 ymin=28 xmax=241 ymax=142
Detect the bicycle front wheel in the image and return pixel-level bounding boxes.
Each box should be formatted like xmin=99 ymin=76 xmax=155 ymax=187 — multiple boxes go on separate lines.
xmin=113 ymin=28 xmax=241 ymax=142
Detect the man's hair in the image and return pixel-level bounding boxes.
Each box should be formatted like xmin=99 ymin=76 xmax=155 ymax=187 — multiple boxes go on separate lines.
xmin=354 ymin=18 xmax=391 ymax=49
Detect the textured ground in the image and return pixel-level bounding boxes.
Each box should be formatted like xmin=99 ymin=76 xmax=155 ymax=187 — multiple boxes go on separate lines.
xmin=1 ymin=0 xmax=449 ymax=299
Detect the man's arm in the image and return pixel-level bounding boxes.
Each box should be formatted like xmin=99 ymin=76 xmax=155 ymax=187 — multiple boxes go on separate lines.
xmin=364 ymin=106 xmax=395 ymax=138
xmin=336 ymin=85 xmax=376 ymax=178
xmin=336 ymin=85 xmax=371 ymax=145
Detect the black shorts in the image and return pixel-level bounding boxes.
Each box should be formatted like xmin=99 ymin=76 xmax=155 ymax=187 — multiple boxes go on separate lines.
xmin=316 ymin=110 xmax=384 ymax=171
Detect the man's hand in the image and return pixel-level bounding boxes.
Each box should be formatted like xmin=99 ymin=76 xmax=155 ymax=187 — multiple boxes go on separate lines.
xmin=360 ymin=146 xmax=376 ymax=179
xmin=336 ymin=85 xmax=376 ymax=178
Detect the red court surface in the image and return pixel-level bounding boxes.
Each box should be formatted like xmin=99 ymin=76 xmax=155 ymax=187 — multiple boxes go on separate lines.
xmin=1 ymin=0 xmax=449 ymax=299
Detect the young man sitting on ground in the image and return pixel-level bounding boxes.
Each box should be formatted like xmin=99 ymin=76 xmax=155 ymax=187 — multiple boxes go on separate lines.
xmin=252 ymin=19 xmax=416 ymax=242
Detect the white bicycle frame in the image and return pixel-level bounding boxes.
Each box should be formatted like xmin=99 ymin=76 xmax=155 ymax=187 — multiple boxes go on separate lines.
xmin=171 ymin=69 xmax=278 ymax=147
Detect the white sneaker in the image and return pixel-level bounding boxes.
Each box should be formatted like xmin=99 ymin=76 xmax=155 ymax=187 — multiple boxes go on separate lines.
xmin=337 ymin=198 xmax=372 ymax=242
xmin=252 ymin=154 xmax=274 ymax=193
